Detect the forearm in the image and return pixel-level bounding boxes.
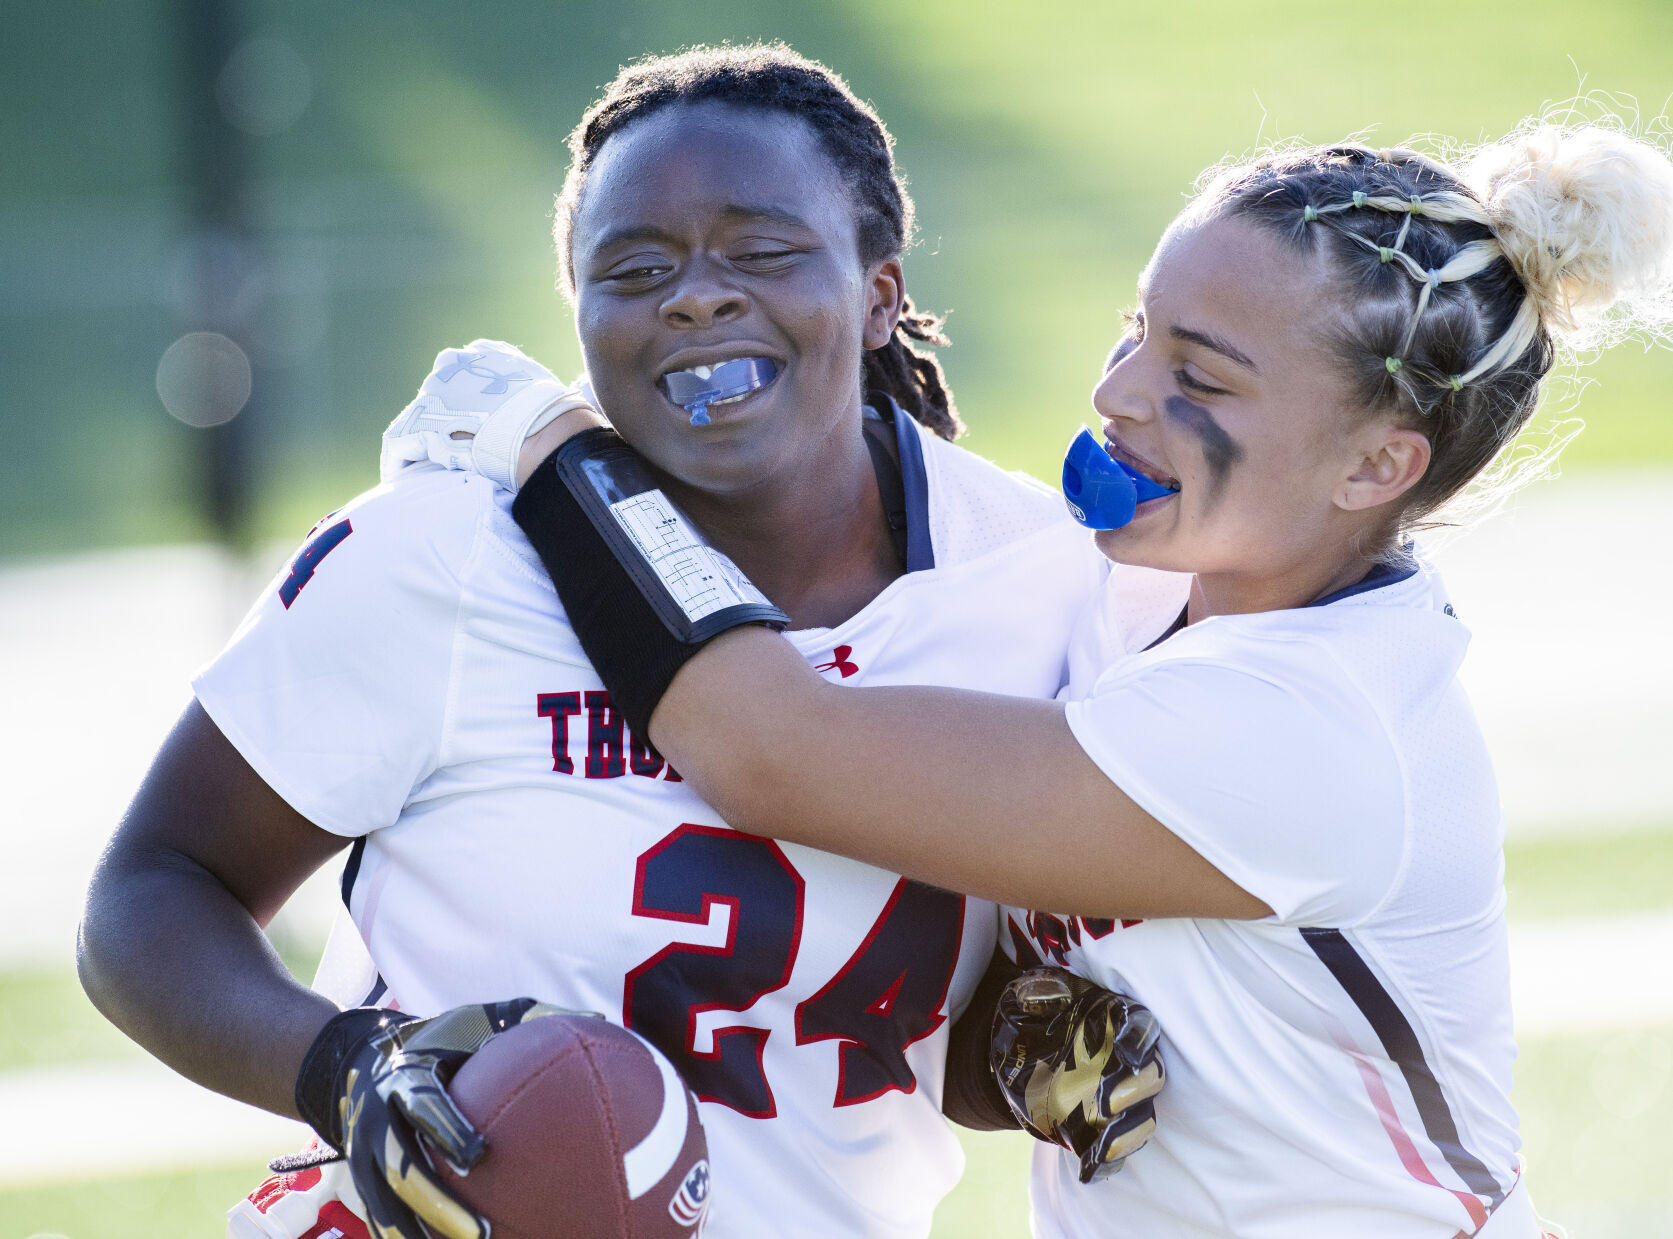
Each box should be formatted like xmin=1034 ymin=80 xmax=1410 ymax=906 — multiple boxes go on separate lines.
xmin=79 ymin=841 xmax=337 ymax=1118
xmin=651 ymin=631 xmax=1101 ymax=909
xmin=651 ymin=629 xmax=1267 ymax=919
xmin=78 ymin=700 xmax=351 ymax=1119
xmin=508 ymin=433 xmax=1265 ymax=919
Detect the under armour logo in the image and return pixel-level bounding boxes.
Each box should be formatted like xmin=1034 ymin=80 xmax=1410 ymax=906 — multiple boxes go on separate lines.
xmin=436 ymin=352 xmax=535 ymax=396
xmin=814 ymin=645 xmax=859 ymax=678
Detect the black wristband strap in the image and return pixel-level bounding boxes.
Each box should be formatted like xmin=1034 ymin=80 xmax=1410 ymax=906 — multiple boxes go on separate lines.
xmin=511 ymin=429 xmax=788 ymax=737
xmin=294 ymin=1007 xmax=409 ymax=1151
xmin=942 ymin=949 xmax=1025 ymax=1132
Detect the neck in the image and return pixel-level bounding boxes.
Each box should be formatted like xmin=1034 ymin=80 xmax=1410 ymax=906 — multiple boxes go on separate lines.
xmin=1186 ymin=549 xmax=1381 ymax=623
xmin=661 ymin=428 xmax=903 ymax=630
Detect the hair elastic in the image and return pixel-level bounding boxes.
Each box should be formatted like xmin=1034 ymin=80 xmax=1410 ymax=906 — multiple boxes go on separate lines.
xmin=1302 ymin=205 xmax=1319 ymax=222
xmin=1385 ymin=356 xmax=1403 ymax=374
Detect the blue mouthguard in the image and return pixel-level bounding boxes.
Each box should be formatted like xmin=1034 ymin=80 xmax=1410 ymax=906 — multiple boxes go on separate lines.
xmin=662 ymin=358 xmax=780 ymax=426
xmin=1061 ymin=426 xmax=1179 ymax=529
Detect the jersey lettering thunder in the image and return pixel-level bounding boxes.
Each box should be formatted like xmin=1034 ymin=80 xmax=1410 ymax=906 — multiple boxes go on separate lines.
xmin=195 ymin=415 xmax=1105 ymax=1239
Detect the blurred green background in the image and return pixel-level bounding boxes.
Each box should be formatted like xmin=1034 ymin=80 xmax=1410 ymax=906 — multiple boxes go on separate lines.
xmin=6 ymin=1 xmax=1672 ymax=1236
xmin=7 ymin=0 xmax=1673 ymax=559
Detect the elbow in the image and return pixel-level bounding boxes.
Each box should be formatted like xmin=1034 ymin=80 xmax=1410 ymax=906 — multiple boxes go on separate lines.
xmin=75 ymin=917 xmax=112 ymax=1019
xmin=76 ymin=837 xmax=136 ymax=1018
xmin=694 ymin=738 xmax=796 ymax=837
xmin=690 ymin=687 xmax=828 ymax=835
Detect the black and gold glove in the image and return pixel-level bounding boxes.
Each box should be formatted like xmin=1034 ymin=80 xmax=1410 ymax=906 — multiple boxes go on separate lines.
xmin=991 ymin=968 xmax=1165 ymax=1184
xmin=296 ymin=998 xmax=585 ymax=1238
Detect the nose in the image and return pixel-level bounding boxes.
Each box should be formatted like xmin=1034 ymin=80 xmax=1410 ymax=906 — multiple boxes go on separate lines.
xmin=1090 ymin=341 xmax=1152 ymax=425
xmin=660 ymin=256 xmax=748 ymax=329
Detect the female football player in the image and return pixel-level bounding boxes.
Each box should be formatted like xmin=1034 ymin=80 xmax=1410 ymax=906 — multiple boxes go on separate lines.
xmin=78 ymin=44 xmax=1138 ymax=1239
xmin=494 ymin=119 xmax=1673 ymax=1237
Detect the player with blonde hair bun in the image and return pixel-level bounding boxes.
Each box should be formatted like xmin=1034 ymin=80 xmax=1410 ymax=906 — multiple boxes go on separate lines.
xmin=482 ymin=115 xmax=1673 ymax=1237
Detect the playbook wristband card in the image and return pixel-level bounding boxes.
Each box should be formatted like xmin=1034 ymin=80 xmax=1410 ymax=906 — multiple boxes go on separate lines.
xmin=552 ymin=429 xmax=789 ymax=642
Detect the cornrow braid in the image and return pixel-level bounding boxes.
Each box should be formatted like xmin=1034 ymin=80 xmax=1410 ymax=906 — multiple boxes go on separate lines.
xmin=1194 ymin=145 xmax=1553 ymax=537
xmin=554 ymin=43 xmax=961 ymax=440
xmin=864 ymin=296 xmax=963 ymax=438
xmin=1301 ymin=189 xmax=1533 ymax=388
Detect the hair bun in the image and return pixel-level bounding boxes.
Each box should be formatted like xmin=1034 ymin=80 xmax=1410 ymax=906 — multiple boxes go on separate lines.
xmin=1463 ymin=122 xmax=1673 ymax=347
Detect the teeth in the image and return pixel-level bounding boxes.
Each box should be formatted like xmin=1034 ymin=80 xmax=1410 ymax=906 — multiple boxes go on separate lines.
xmin=675 ymin=359 xmax=755 ymax=382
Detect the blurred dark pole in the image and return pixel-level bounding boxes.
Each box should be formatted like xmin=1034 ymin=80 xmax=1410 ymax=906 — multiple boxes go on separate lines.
xmin=176 ymin=0 xmax=261 ymax=550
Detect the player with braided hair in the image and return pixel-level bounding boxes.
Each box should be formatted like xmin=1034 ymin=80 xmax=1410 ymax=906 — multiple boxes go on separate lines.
xmin=477 ymin=113 xmax=1673 ymax=1237
xmin=80 ymin=42 xmax=1154 ymax=1239
xmin=550 ymin=43 xmax=964 ymax=442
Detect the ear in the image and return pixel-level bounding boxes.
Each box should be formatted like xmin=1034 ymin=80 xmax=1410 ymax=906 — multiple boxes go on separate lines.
xmin=862 ymin=258 xmax=905 ymax=351
xmin=1335 ymin=424 xmax=1431 ymax=512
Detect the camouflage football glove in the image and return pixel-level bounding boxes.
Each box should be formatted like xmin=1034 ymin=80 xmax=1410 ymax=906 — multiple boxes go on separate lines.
xmin=295 ymin=998 xmax=593 ymax=1239
xmin=991 ymin=968 xmax=1165 ymax=1183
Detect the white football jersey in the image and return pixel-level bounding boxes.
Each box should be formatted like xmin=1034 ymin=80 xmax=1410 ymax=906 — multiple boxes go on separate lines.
xmin=195 ymin=412 xmax=1105 ymax=1239
xmin=1006 ymin=554 xmax=1539 ymax=1239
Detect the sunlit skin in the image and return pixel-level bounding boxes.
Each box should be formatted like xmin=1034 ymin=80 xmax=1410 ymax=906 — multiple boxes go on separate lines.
xmin=529 ymin=212 xmax=1433 ymax=620
xmin=568 ymin=100 xmax=907 ymax=626
xmin=1088 ymin=214 xmax=1432 ymax=621
xmin=511 ymin=210 xmax=1436 ymax=920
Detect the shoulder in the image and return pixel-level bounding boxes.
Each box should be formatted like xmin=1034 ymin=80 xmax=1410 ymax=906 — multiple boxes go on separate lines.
xmin=1074 ymin=572 xmax=1464 ymax=851
xmin=1189 ymin=556 xmax=1470 ymax=706
xmin=1078 ymin=609 xmax=1423 ymax=835
xmin=916 ymin=427 xmax=1080 ymax=566
xmin=1070 ymin=644 xmax=1409 ymax=925
xmin=295 ymin=469 xmax=551 ymax=600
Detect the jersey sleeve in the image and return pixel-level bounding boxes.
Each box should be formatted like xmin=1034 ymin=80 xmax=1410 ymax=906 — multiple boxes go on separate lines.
xmin=193 ymin=473 xmax=488 ymax=837
xmin=1063 ymin=650 xmax=1407 ymax=926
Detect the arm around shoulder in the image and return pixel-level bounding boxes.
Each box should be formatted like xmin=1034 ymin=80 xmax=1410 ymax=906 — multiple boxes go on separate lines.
xmin=648 ymin=629 xmax=1271 ymax=920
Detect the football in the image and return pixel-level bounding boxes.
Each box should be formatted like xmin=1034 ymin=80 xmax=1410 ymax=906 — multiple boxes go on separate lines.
xmin=434 ymin=1014 xmax=711 ymax=1238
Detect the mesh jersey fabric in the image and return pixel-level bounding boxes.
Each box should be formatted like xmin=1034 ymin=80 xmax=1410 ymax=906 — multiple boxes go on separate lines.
xmin=195 ymin=420 xmax=1105 ymax=1239
xmin=1007 ymin=554 xmax=1529 ymax=1239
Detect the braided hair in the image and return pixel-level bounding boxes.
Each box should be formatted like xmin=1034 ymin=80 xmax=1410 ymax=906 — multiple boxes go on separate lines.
xmin=1191 ymin=123 xmax=1673 ymax=543
xmin=554 ymin=43 xmax=963 ymax=440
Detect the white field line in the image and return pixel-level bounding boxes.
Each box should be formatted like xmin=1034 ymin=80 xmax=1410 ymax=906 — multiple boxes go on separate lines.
xmin=0 ymin=1059 xmax=309 ymax=1188
xmin=1509 ymin=910 xmax=1673 ymax=1035
xmin=0 ymin=911 xmax=1667 ymax=1189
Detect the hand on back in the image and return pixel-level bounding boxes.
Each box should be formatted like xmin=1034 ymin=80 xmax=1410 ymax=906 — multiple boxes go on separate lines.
xmin=380 ymin=340 xmax=603 ymax=492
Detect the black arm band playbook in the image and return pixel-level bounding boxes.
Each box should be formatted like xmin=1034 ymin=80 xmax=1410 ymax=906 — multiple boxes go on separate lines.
xmin=511 ymin=428 xmax=790 ymax=737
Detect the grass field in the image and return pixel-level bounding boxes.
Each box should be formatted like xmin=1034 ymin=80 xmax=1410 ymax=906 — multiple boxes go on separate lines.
xmin=4 ymin=827 xmax=1669 ymax=1237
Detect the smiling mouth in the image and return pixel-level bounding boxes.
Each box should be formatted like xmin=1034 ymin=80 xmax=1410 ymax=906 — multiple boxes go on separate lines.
xmin=659 ymin=357 xmax=780 ymax=424
xmin=1103 ymin=437 xmax=1180 ymax=493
